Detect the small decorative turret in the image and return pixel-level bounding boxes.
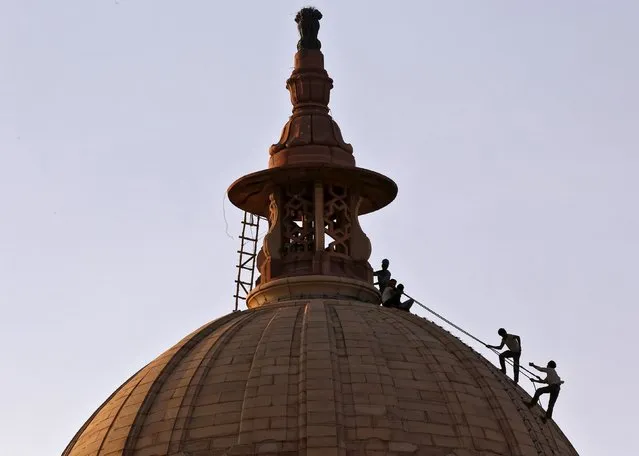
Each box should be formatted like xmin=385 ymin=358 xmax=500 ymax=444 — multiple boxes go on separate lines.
xmin=228 ymin=8 xmax=397 ymax=308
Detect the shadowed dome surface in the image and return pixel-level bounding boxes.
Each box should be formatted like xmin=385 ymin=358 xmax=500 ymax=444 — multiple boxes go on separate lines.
xmin=63 ymin=300 xmax=578 ymax=456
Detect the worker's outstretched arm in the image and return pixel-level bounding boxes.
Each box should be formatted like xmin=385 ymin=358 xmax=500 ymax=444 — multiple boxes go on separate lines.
xmin=528 ymin=362 xmax=548 ymax=373
xmin=486 ymin=339 xmax=505 ymax=350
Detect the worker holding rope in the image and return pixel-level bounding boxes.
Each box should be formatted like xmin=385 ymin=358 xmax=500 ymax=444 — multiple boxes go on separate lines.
xmin=526 ymin=360 xmax=564 ymax=422
xmin=485 ymin=328 xmax=522 ymax=384
xmin=397 ymin=289 xmax=567 ymax=423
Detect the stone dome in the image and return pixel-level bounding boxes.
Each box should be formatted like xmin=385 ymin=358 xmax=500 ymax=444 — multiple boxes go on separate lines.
xmin=63 ymin=300 xmax=578 ymax=456
xmin=64 ymin=9 xmax=580 ymax=456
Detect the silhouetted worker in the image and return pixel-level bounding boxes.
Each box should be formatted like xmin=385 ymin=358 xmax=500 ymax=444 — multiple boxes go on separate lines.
xmin=373 ymin=259 xmax=391 ymax=292
xmin=394 ymin=284 xmax=415 ymax=311
xmin=381 ymin=279 xmax=397 ymax=307
xmin=382 ymin=282 xmax=414 ymax=311
xmin=485 ymin=328 xmax=522 ymax=383
xmin=526 ymin=360 xmax=564 ymax=422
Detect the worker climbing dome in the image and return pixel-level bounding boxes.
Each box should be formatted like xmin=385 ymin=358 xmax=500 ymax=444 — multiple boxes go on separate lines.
xmin=62 ymin=8 xmax=579 ymax=456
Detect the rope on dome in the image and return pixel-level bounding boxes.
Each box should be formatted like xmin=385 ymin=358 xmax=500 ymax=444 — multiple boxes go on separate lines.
xmin=400 ymin=297 xmax=555 ymax=449
xmin=403 ymin=293 xmax=543 ymax=387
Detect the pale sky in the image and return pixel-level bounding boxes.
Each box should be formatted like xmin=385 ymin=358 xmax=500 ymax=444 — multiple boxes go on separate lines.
xmin=1 ymin=1 xmax=637 ymax=455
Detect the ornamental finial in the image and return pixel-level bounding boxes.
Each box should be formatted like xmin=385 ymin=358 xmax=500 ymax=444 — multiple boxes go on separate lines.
xmin=295 ymin=7 xmax=323 ymax=51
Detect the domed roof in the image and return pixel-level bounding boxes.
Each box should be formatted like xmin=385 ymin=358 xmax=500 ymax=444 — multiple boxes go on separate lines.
xmin=64 ymin=9 xmax=579 ymax=456
xmin=63 ymin=300 xmax=578 ymax=456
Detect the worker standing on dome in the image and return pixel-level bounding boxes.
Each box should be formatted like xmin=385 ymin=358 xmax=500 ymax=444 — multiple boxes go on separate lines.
xmin=526 ymin=360 xmax=564 ymax=422
xmin=373 ymin=258 xmax=391 ymax=292
xmin=485 ymin=328 xmax=522 ymax=384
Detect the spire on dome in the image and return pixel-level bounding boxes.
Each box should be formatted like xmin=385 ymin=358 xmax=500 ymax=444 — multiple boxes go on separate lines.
xmin=269 ymin=8 xmax=353 ymax=169
xmin=227 ymin=9 xmax=398 ymax=308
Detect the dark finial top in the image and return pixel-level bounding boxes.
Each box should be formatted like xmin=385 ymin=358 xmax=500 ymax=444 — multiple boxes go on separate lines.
xmin=295 ymin=7 xmax=323 ymax=51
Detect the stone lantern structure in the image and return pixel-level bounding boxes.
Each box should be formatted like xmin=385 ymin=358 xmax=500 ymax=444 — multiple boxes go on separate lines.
xmin=227 ymin=8 xmax=396 ymax=309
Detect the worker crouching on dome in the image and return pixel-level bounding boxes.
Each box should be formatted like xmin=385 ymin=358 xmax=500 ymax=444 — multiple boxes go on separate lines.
xmin=381 ymin=279 xmax=415 ymax=311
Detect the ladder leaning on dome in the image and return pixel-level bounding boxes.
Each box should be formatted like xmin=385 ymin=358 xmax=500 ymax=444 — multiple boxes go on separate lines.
xmin=232 ymin=211 xmax=264 ymax=312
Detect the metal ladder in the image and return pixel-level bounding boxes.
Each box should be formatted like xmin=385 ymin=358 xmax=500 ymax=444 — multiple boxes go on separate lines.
xmin=233 ymin=211 xmax=263 ymax=311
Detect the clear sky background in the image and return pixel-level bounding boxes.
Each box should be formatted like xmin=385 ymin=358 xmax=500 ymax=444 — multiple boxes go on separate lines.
xmin=1 ymin=1 xmax=637 ymax=455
